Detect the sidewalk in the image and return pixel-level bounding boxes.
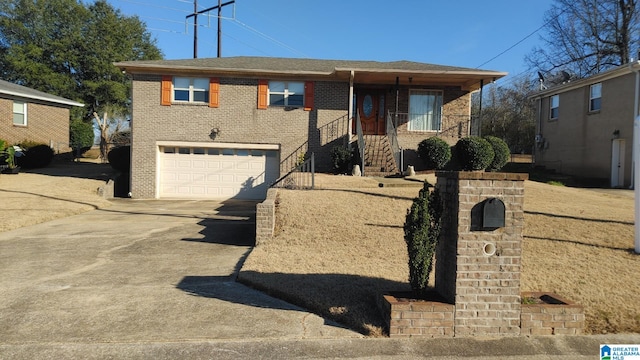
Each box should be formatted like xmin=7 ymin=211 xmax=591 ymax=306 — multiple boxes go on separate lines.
xmin=3 ymin=333 xmax=640 ymax=359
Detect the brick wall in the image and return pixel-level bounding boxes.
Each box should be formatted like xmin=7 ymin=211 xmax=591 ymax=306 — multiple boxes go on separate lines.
xmin=388 ymin=86 xmax=471 ymax=171
xmin=520 ymin=292 xmax=585 ymax=335
xmin=130 ymin=74 xmax=349 ymax=198
xmin=435 ymin=171 xmax=528 ymax=337
xmin=379 ymin=294 xmax=454 ymax=338
xmin=0 ymin=97 xmax=71 ymax=152
xmin=255 ymin=188 xmax=278 ymax=246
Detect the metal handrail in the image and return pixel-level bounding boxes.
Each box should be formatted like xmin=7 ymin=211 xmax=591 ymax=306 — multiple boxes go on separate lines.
xmin=271 ymin=152 xmax=315 ymax=189
xmin=355 ymin=111 xmax=365 ymax=176
xmin=386 ymin=111 xmax=402 ymax=174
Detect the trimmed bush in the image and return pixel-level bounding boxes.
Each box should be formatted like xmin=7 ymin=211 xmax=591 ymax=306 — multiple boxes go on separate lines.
xmin=484 ymin=136 xmax=510 ymax=171
xmin=108 ymin=145 xmax=131 ymax=173
xmin=455 ymin=136 xmax=495 ymax=171
xmin=403 ymin=182 xmax=442 ymax=298
xmin=70 ymin=118 xmax=95 ymax=155
xmin=417 ymin=137 xmax=451 ymax=170
xmin=16 ymin=144 xmax=54 ymax=169
xmin=330 ymin=145 xmax=353 ymax=174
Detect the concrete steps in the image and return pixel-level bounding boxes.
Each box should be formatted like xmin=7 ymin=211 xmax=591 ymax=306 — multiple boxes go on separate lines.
xmin=362 ymin=135 xmax=398 ymax=177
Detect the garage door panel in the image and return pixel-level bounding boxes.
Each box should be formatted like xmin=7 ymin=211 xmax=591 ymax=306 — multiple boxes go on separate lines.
xmin=192 ymin=160 xmax=206 ymax=169
xmin=159 ymin=145 xmax=278 ymax=200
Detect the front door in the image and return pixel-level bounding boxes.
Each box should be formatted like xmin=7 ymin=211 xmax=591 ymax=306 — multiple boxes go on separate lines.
xmin=357 ymin=90 xmax=385 ymax=135
xmin=611 ymin=139 xmax=625 ymax=187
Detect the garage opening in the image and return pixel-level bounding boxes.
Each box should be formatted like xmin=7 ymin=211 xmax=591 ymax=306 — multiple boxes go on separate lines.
xmin=158 ymin=144 xmax=279 ymax=200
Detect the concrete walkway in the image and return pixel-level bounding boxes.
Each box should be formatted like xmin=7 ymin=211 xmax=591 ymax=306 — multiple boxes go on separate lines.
xmin=1 ymin=198 xmax=639 ymax=359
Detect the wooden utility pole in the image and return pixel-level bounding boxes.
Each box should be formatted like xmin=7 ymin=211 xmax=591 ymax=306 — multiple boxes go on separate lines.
xmin=186 ymin=0 xmax=235 ymax=58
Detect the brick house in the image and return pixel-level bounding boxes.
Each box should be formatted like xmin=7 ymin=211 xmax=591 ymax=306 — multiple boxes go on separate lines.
xmin=530 ymin=62 xmax=639 ymax=188
xmin=0 ymin=79 xmax=84 ymax=153
xmin=115 ymin=57 xmax=505 ymax=200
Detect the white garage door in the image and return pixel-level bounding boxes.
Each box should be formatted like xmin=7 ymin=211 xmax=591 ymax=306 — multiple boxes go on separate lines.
xmin=159 ymin=145 xmax=279 ymax=200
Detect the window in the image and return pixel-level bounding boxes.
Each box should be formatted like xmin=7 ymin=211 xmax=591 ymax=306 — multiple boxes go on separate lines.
xmin=13 ymin=101 xmax=27 ymax=126
xmin=408 ymin=90 xmax=442 ymax=131
xmin=268 ymin=81 xmax=304 ymax=107
xmin=590 ymin=83 xmax=602 ymax=112
xmin=549 ymin=95 xmax=559 ymax=119
xmin=173 ymin=77 xmax=209 ymax=103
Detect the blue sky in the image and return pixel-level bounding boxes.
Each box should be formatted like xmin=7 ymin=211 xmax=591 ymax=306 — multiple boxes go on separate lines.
xmin=109 ymin=0 xmax=555 ymax=85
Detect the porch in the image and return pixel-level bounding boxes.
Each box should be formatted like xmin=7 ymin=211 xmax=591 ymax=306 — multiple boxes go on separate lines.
xmin=352 ymin=111 xmax=472 ymax=176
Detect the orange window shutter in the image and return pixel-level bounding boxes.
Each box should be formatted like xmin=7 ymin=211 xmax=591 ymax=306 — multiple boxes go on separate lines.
xmin=304 ymin=81 xmax=314 ymax=111
xmin=257 ymin=79 xmax=268 ymax=110
xmin=161 ymin=75 xmax=172 ymax=106
xmin=209 ymin=77 xmax=220 ymax=108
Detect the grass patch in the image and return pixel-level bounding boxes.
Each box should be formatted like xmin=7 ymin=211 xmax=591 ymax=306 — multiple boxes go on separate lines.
xmin=239 ymin=173 xmax=638 ymax=336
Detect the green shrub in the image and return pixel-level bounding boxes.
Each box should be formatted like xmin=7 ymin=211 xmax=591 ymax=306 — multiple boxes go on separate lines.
xmin=16 ymin=144 xmax=54 ymax=169
xmin=70 ymin=118 xmax=95 ymax=154
xmin=403 ymin=182 xmax=442 ymax=298
xmin=17 ymin=140 xmax=44 ymax=150
xmin=455 ymin=137 xmax=495 ymax=171
xmin=330 ymin=145 xmax=353 ymax=174
xmin=107 ymin=145 xmax=131 ymax=173
xmin=417 ymin=137 xmax=451 ymax=170
xmin=484 ymin=136 xmax=510 ymax=171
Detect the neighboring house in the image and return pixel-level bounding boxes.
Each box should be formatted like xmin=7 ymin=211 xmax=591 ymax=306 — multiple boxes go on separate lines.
xmin=0 ymin=79 xmax=84 ymax=153
xmin=530 ymin=63 xmax=639 ymax=188
xmin=115 ymin=56 xmax=505 ymax=200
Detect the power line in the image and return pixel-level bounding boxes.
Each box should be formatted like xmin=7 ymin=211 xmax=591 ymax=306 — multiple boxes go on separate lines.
xmin=231 ymin=18 xmax=308 ymax=58
xmin=112 ymin=0 xmax=190 ymax=13
xmin=476 ymin=8 xmax=567 ymax=69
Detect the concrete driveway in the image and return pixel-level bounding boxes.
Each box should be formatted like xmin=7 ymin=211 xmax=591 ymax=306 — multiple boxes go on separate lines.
xmin=0 ymin=199 xmax=359 ymax=357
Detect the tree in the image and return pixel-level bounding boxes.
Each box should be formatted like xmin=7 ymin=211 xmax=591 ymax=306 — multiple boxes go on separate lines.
xmin=473 ymin=77 xmax=536 ymax=154
xmin=0 ymin=0 xmax=162 ymax=119
xmin=93 ymin=104 xmax=128 ymax=163
xmin=526 ymin=0 xmax=639 ymax=78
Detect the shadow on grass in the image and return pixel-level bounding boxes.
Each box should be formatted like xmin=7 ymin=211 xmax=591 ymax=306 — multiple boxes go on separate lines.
xmin=23 ymin=160 xmax=115 ymax=181
xmin=0 ymin=188 xmax=103 ymax=210
xmin=524 ymin=235 xmax=636 ymax=253
xmin=315 ymin=188 xmax=416 ymax=201
xmin=525 ymin=210 xmax=634 ymax=226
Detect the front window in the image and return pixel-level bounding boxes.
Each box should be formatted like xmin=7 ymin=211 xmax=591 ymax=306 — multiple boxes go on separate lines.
xmin=269 ymin=81 xmax=304 ymax=107
xmin=550 ymin=95 xmax=559 ymax=119
xmin=590 ymin=83 xmax=601 ymax=112
xmin=13 ymin=101 xmax=27 ymax=126
xmin=408 ymin=90 xmax=442 ymax=131
xmin=173 ymin=77 xmax=209 ymax=103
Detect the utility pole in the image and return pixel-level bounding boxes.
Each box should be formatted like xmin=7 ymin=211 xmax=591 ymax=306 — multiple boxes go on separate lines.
xmin=186 ymin=0 xmax=235 ymax=58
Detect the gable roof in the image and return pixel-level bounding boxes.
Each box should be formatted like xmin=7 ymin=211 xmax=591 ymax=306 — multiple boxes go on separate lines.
xmin=0 ymin=79 xmax=84 ymax=108
xmin=529 ymin=61 xmax=640 ymax=100
xmin=115 ymin=56 xmax=507 ymax=91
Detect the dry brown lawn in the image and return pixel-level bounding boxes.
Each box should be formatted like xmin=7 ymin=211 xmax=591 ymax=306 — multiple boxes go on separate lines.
xmin=0 ymin=160 xmax=113 ymax=232
xmin=239 ymin=173 xmax=638 ymax=336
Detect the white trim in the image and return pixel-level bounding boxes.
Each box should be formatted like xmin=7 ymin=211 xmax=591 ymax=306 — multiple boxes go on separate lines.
xmin=156 ymin=141 xmax=279 ymax=150
xmin=0 ymin=89 xmax=84 ymax=107
xmin=589 ymin=83 xmax=602 ymax=112
xmin=408 ymin=89 xmax=443 ymax=132
xmin=13 ymin=100 xmax=27 ymax=126
xmin=549 ymin=94 xmax=560 ymax=120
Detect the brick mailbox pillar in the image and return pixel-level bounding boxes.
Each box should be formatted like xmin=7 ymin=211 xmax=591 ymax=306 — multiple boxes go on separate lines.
xmin=434 ymin=171 xmax=528 ymax=337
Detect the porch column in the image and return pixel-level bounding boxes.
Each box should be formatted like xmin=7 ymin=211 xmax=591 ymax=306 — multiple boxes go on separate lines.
xmin=348 ymin=70 xmax=354 ymax=135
